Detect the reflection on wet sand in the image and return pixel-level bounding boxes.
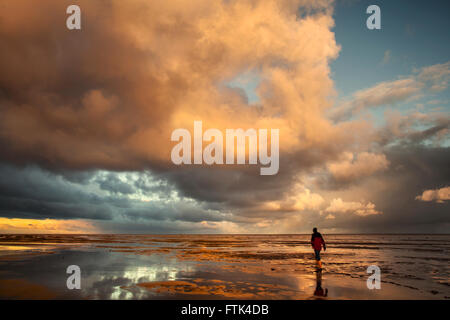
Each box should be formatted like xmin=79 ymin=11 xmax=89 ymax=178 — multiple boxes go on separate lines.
xmin=313 ymin=270 xmax=328 ymax=299
xmin=128 ymin=279 xmax=298 ymax=299
xmin=0 ymin=234 xmax=448 ymax=299
xmin=0 ymin=279 xmax=56 ymax=299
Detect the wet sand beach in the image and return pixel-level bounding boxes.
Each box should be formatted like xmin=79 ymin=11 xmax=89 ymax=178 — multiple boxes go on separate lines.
xmin=0 ymin=234 xmax=448 ymax=299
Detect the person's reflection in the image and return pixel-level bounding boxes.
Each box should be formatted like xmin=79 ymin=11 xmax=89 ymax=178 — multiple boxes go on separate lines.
xmin=313 ymin=269 xmax=328 ymax=298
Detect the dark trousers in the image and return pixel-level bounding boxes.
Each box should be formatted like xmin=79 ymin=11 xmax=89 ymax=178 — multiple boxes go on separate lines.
xmin=314 ymin=249 xmax=321 ymax=261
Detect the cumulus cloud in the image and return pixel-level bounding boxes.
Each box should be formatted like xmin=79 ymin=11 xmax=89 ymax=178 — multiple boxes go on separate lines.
xmin=326 ymin=152 xmax=389 ymax=184
xmin=325 ymin=198 xmax=381 ymax=216
xmin=262 ymin=185 xmax=325 ymax=212
xmin=0 ymin=0 xmax=340 ymax=170
xmin=415 ymin=186 xmax=450 ymax=203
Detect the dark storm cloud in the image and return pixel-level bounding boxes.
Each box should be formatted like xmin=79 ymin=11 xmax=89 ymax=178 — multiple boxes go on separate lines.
xmin=123 ymin=205 xmax=226 ymax=223
xmin=320 ymin=146 xmax=450 ymax=233
xmin=0 ymin=164 xmax=112 ymax=220
xmin=161 ymin=146 xmax=339 ymax=209
xmin=96 ymin=174 xmax=135 ymax=195
xmin=0 ymin=164 xmax=236 ymax=231
xmin=132 ymin=173 xmax=175 ymax=198
xmin=57 ymin=170 xmax=97 ymax=185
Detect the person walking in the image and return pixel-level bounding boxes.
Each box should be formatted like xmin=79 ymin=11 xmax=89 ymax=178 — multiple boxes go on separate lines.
xmin=311 ymin=227 xmax=326 ymax=269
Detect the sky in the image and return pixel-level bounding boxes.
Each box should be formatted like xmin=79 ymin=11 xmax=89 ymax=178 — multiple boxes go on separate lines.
xmin=0 ymin=0 xmax=448 ymax=234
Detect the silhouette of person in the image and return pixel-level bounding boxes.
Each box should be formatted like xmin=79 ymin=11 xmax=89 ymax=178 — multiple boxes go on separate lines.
xmin=313 ymin=269 xmax=328 ymax=297
xmin=311 ymin=227 xmax=326 ymax=269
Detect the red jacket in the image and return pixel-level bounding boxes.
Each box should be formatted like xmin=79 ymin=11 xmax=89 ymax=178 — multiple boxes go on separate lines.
xmin=311 ymin=233 xmax=325 ymax=251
